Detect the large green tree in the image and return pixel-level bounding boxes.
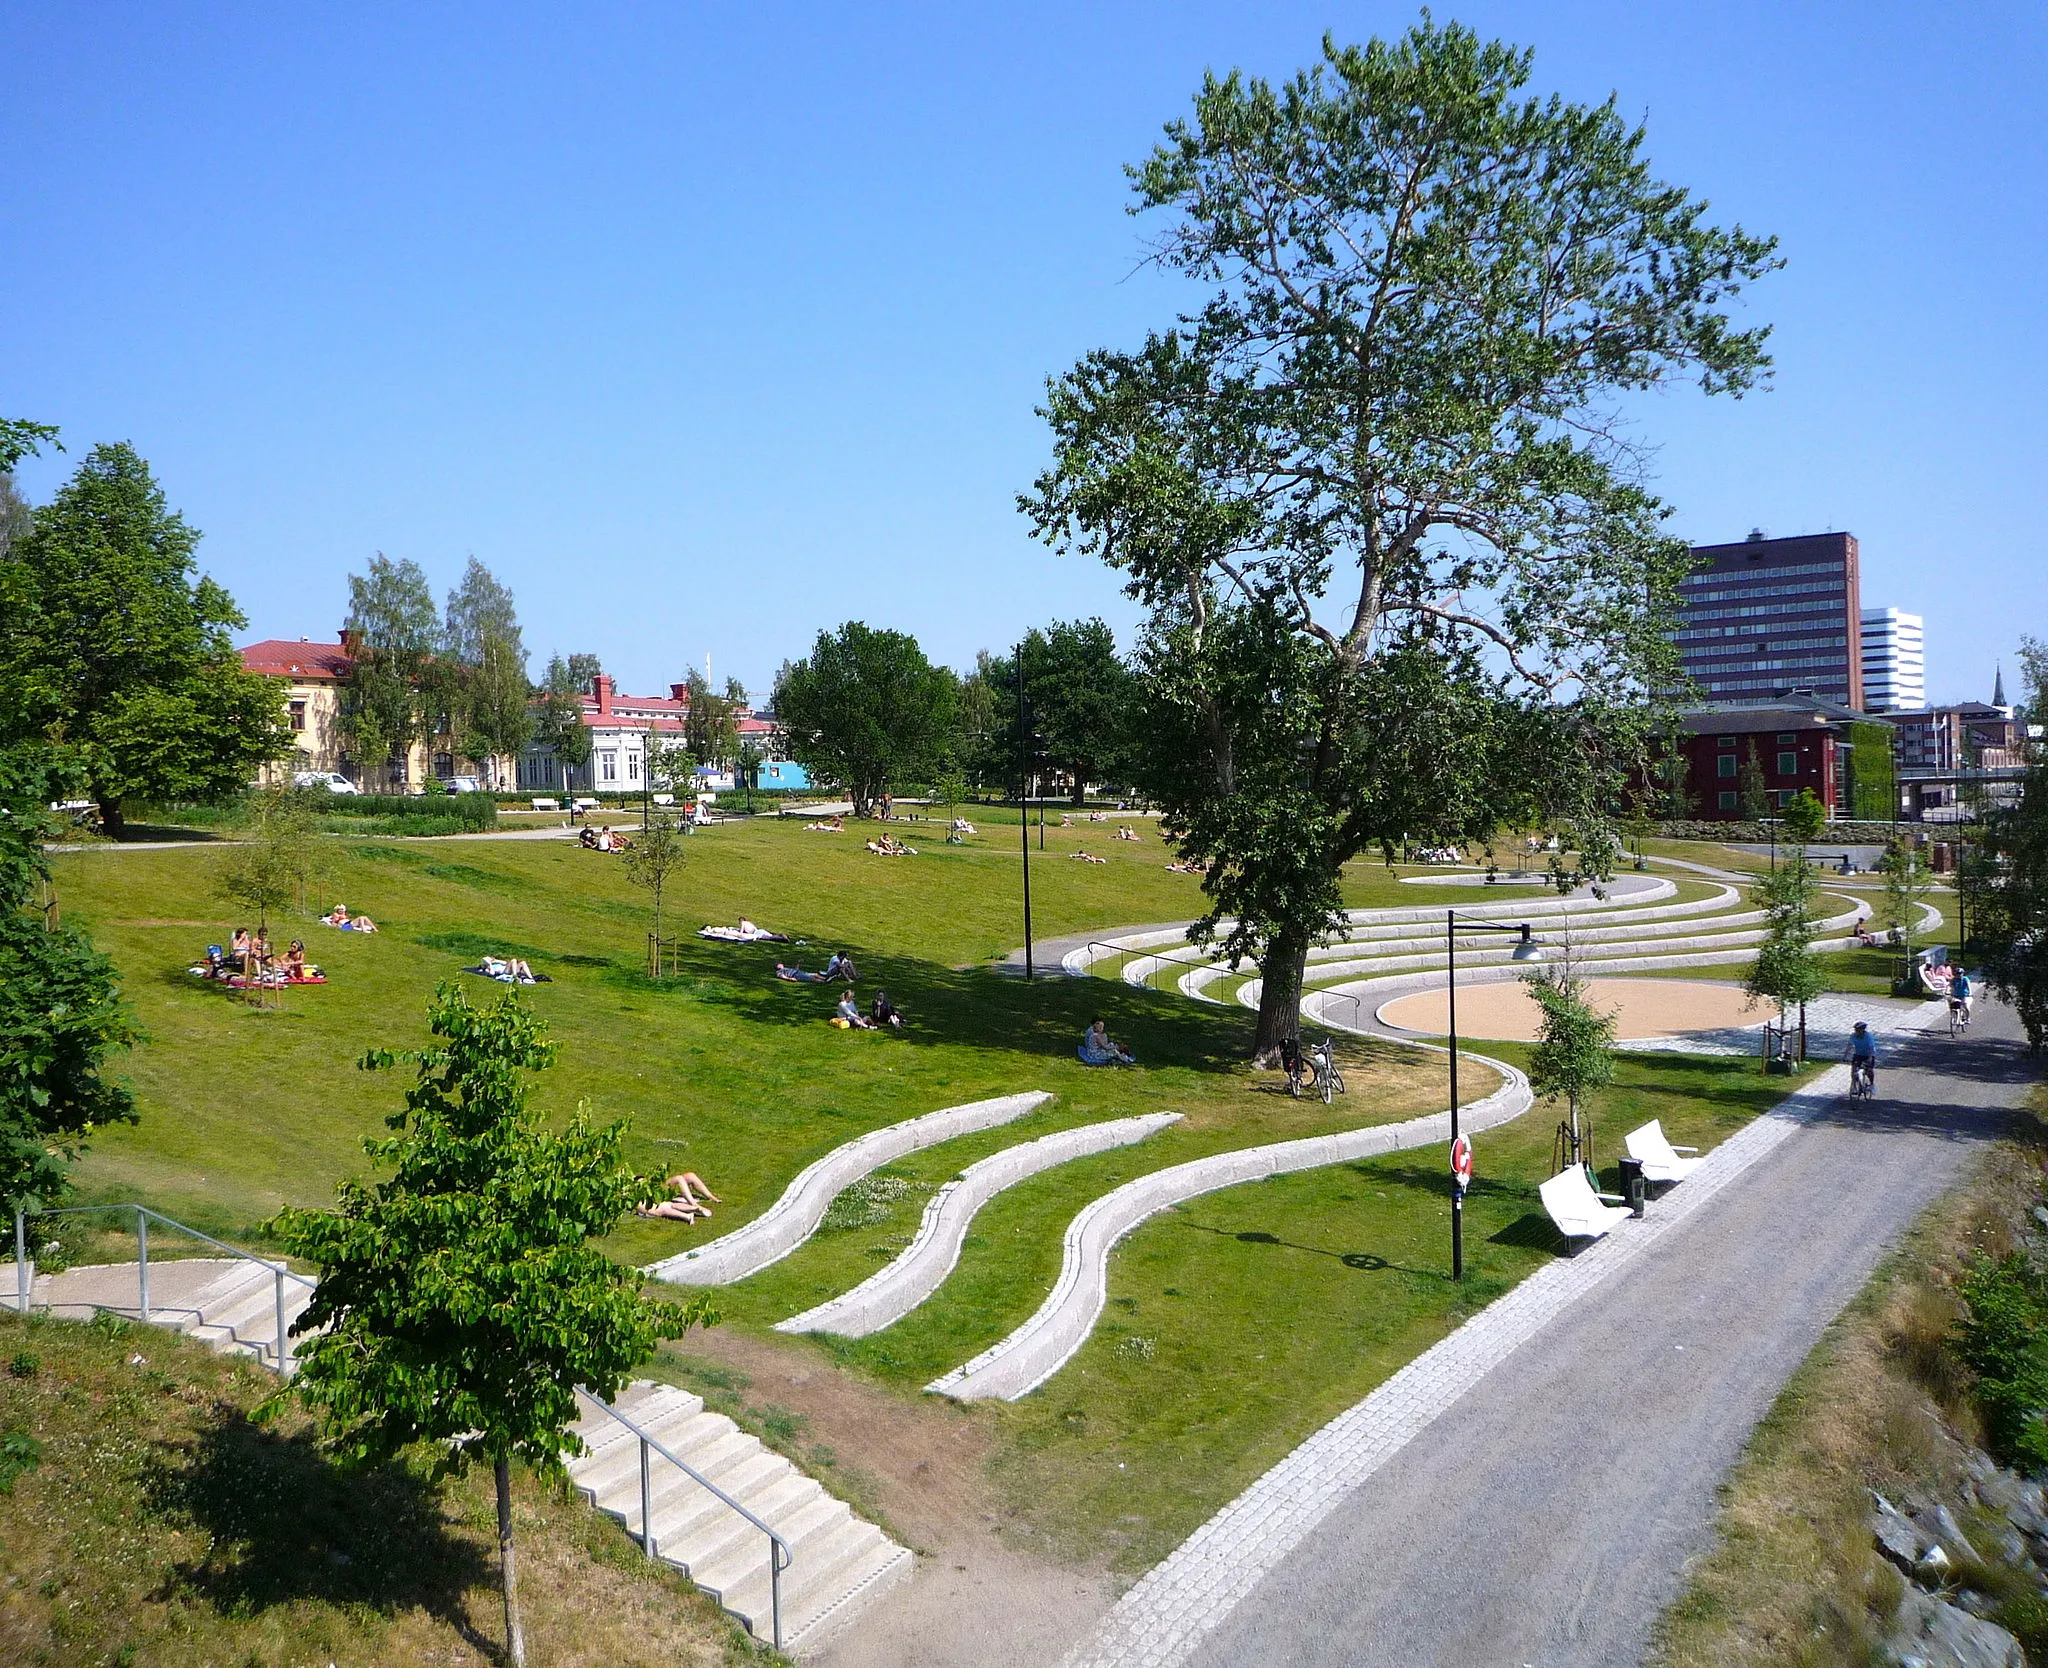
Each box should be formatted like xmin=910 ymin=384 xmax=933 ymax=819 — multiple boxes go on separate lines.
xmin=983 ymin=620 xmax=1139 ymax=804
xmin=682 ymin=670 xmax=740 ymax=769
xmin=442 ymin=558 xmax=532 ymax=786
xmin=1021 ymin=22 xmax=1777 ymax=1060
xmin=0 ymin=746 xmax=140 ymax=1215
xmin=773 ymin=622 xmax=958 ymax=817
xmin=1971 ymin=640 xmax=2048 ymax=1049
xmin=270 ymin=984 xmax=712 ymax=1667
xmin=339 ymin=554 xmax=438 ymax=789
xmin=0 ymin=444 xmax=289 ymax=836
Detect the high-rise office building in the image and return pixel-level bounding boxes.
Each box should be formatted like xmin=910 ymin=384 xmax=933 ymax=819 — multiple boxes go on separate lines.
xmin=1859 ymin=607 xmax=1925 ymax=712
xmin=1672 ymin=531 xmax=1862 ymax=709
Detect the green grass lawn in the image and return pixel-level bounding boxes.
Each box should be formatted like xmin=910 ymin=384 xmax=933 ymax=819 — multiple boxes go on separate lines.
xmin=44 ymin=816 xmax=1804 ymax=1576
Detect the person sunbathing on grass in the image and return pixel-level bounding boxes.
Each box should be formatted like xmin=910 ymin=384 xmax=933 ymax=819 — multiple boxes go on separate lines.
xmin=1078 ymin=1019 xmax=1135 ymax=1066
xmin=776 ymin=962 xmax=831 ymax=983
xmin=231 ymin=926 xmax=253 ymax=960
xmin=1070 ymin=849 xmax=1107 ymax=864
xmin=871 ymin=989 xmax=904 ymax=1030
xmin=805 ymin=816 xmax=845 ymax=832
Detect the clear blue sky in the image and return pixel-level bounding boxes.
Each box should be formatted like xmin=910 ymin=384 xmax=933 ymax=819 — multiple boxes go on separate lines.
xmin=4 ymin=2 xmax=2041 ymax=705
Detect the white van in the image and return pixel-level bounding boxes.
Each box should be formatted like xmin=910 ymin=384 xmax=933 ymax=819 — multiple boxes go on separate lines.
xmin=293 ymin=770 xmax=361 ymax=795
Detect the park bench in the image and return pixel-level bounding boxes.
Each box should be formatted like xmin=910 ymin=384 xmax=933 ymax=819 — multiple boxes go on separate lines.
xmin=1623 ymin=1120 xmax=1701 ymax=1186
xmin=1539 ymin=1165 xmax=1632 ymax=1248
xmin=530 ymin=797 xmax=559 ymax=811
xmin=651 ymin=792 xmax=675 ymax=806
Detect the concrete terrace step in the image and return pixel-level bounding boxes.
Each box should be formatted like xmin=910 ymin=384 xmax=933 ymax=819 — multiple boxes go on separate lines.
xmin=568 ymin=1380 xmax=913 ymax=1652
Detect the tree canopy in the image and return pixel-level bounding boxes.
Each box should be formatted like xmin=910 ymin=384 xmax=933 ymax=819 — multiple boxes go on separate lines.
xmin=773 ymin=622 xmax=958 ymax=817
xmin=983 ymin=620 xmax=1138 ymax=804
xmin=0 ymin=745 xmax=140 ymax=1212
xmin=0 ymin=444 xmax=289 ymax=835
xmin=340 ymin=554 xmax=438 ymax=787
xmin=1020 ymin=21 xmax=1779 ymax=1059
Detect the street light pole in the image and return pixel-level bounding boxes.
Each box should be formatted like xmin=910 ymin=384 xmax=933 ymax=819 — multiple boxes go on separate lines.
xmin=1017 ymin=646 xmax=1034 ymax=982
xmin=1445 ymin=911 xmax=1542 ymax=1281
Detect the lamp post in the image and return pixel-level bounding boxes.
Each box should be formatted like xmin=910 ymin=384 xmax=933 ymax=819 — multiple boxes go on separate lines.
xmin=1017 ymin=647 xmax=1034 ymax=981
xmin=1446 ymin=911 xmax=1544 ymax=1280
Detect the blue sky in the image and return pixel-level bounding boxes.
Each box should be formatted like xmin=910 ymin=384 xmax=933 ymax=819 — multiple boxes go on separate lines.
xmin=4 ymin=2 xmax=2041 ymax=704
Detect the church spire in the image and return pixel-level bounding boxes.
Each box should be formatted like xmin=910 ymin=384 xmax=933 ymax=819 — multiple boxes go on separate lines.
xmin=1994 ymin=663 xmax=2007 ymax=707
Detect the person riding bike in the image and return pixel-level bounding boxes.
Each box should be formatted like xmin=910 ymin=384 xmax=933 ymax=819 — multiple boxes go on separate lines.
xmin=1848 ymin=1021 xmax=1878 ymax=1095
xmin=1950 ymin=968 xmax=1973 ymax=1023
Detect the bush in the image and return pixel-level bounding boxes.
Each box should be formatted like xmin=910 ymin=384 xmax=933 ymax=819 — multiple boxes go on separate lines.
xmin=302 ymin=790 xmax=497 ymax=830
xmin=1955 ymin=1252 xmax=2048 ymax=1473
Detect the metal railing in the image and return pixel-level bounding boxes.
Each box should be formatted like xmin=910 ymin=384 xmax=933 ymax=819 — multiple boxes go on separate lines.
xmin=11 ymin=1203 xmax=316 ymax=1372
xmin=576 ymin=1389 xmax=793 ymax=1651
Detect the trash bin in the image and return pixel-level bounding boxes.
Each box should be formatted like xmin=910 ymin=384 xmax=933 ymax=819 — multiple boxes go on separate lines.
xmin=1616 ymin=1156 xmax=1647 ymax=1217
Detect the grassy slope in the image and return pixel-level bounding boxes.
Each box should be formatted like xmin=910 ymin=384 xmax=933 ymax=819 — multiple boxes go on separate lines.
xmin=47 ymin=820 xmax=1795 ymax=1575
xmin=0 ymin=1309 xmax=757 ymax=1668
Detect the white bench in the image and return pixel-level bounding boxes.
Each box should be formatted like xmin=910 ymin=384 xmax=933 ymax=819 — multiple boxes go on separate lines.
xmin=572 ymin=796 xmax=601 ymax=811
xmin=1539 ymin=1165 xmax=1632 ymax=1247
xmin=530 ymin=797 xmax=560 ymax=811
xmin=1624 ymin=1119 xmax=1701 ymax=1185
xmin=651 ymin=793 xmax=675 ymax=807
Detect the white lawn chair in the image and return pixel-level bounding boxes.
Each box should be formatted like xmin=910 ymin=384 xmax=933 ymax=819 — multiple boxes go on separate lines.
xmin=1539 ymin=1165 xmax=1632 ymax=1247
xmin=1624 ymin=1119 xmax=1702 ymax=1185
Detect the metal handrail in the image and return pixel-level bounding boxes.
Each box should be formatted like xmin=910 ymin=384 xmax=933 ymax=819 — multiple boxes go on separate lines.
xmin=576 ymin=1388 xmax=793 ymax=1651
xmin=12 ymin=1202 xmax=314 ymax=1371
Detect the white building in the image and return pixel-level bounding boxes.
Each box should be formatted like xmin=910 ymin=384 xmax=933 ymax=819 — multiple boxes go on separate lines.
xmin=1859 ymin=607 xmax=1925 ymax=713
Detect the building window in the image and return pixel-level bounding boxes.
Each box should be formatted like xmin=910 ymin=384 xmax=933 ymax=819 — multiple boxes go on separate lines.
xmin=1717 ymin=755 xmax=1738 ymax=778
xmin=1718 ymin=735 xmax=1736 ymax=748
xmin=601 ymin=752 xmax=617 ymax=783
xmin=1777 ymin=733 xmax=1797 ymax=744
xmin=1777 ymin=751 xmax=1798 ymax=775
xmin=1719 ymin=790 xmax=1739 ymax=810
xmin=289 ymin=700 xmax=306 ymax=733
xmin=628 ymin=752 xmax=641 ymax=782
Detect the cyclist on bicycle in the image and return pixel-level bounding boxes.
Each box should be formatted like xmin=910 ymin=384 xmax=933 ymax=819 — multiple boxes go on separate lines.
xmin=1848 ymin=1021 xmax=1878 ymax=1093
xmin=1950 ymin=968 xmax=1973 ymax=1023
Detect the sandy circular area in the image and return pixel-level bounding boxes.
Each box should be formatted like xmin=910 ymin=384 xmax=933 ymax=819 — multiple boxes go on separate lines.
xmin=1377 ymin=977 xmax=1762 ymax=1042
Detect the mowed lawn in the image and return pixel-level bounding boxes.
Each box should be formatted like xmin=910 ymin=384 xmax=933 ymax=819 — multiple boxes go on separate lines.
xmin=49 ymin=815 xmax=1792 ymax=1571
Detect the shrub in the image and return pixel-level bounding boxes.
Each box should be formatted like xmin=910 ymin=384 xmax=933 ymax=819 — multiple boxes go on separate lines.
xmin=1955 ymin=1252 xmax=2048 ymax=1473
xmin=303 ymin=789 xmax=498 ymax=829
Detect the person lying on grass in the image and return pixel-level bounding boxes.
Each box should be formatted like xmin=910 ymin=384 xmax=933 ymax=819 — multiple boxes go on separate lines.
xmin=776 ymin=962 xmax=831 ymax=983
xmin=1070 ymin=849 xmax=1107 ymax=864
xmin=835 ymin=990 xmax=878 ymax=1029
xmin=866 ymin=834 xmax=916 ymax=856
xmin=636 ymin=1171 xmax=722 ymax=1222
xmin=805 ymin=816 xmax=846 ymax=831
xmin=320 ymin=905 xmax=378 ymax=932
xmin=1078 ymin=1019 xmax=1135 ymax=1066
xmin=469 ymin=955 xmax=545 ymax=984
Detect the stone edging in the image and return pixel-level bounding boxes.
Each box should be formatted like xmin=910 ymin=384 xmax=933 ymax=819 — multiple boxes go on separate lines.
xmin=924 ymin=1057 xmax=1532 ymax=1403
xmin=1055 ymin=998 xmax=1948 ymax=1668
xmin=773 ymin=1112 xmax=1184 ymax=1339
xmin=643 ymin=1092 xmax=1053 ymax=1287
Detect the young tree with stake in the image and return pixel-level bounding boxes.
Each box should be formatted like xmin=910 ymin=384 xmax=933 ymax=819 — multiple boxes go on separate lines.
xmin=1021 ymin=21 xmax=1780 ymax=1062
xmin=269 ymin=985 xmax=713 ymax=1667
xmin=1746 ymin=856 xmax=1827 ymax=1061
xmin=624 ymin=814 xmax=687 ymax=970
xmin=1524 ymin=960 xmax=1616 ymax=1171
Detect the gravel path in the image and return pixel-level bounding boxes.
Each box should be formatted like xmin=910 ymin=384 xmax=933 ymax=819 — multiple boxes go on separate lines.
xmin=1161 ymin=999 xmax=2033 ymax=1668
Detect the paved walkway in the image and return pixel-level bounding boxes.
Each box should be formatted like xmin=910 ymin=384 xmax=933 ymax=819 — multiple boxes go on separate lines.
xmin=1063 ymin=997 xmax=2032 ymax=1668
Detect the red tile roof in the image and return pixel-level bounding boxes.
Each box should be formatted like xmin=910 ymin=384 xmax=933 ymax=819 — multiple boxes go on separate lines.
xmin=240 ymin=639 xmax=352 ymax=681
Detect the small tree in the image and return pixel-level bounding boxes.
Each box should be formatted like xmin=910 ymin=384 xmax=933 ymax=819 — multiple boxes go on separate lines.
xmin=218 ymin=784 xmax=325 ymax=931
xmin=1738 ymin=741 xmax=1770 ymax=821
xmin=623 ymin=814 xmax=687 ymax=968
xmin=1781 ymin=788 xmax=1827 ymax=845
xmin=269 ymin=984 xmax=712 ymax=1668
xmin=532 ymin=654 xmax=594 ymax=790
xmin=1878 ymin=836 xmax=1934 ymax=974
xmin=0 ymin=744 xmax=140 ymax=1216
xmin=1523 ymin=961 xmax=1615 ymax=1170
xmin=1746 ymin=855 xmax=1826 ymax=1059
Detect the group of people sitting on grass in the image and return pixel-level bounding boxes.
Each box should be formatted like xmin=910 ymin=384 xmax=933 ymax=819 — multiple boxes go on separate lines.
xmin=1113 ymin=826 xmax=1142 ymax=842
xmin=319 ymin=905 xmax=377 ymax=932
xmin=1078 ymin=1019 xmax=1135 ymax=1066
xmin=194 ymin=928 xmax=324 ymax=987
xmin=579 ymin=825 xmax=633 ymax=852
xmin=834 ymin=987 xmax=905 ymax=1030
xmin=636 ymin=1171 xmax=720 ymax=1223
xmin=776 ymin=949 xmax=855 ymax=983
xmin=866 ymin=834 xmax=916 ymax=856
xmin=1853 ymin=921 xmax=1906 ymax=949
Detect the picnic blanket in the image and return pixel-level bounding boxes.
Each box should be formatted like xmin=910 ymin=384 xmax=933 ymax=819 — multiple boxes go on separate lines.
xmin=189 ymin=965 xmax=326 ymax=989
xmin=701 ymin=924 xmax=792 ymax=943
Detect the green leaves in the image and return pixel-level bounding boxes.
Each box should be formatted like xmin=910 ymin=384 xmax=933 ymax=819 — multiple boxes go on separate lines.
xmin=774 ymin=623 xmax=958 ymax=817
xmin=1745 ymin=856 xmax=1827 ymax=1013
xmin=270 ymin=982 xmax=711 ymax=1475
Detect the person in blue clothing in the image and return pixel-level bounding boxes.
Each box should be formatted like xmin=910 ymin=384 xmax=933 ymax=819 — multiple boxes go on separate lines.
xmin=1848 ymin=1021 xmax=1878 ymax=1094
xmin=1950 ymin=967 xmax=1973 ymax=1021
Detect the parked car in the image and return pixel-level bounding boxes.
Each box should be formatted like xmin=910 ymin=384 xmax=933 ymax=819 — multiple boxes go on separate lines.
xmin=292 ymin=771 xmax=361 ymax=795
xmin=441 ymin=776 xmax=485 ymax=795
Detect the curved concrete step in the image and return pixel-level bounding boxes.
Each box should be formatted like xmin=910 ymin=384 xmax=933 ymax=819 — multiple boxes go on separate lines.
xmin=775 ymin=1111 xmax=1183 ymax=1338
xmin=926 ymin=1051 xmax=1531 ymax=1402
xmin=645 ymin=1090 xmax=1055 ymax=1287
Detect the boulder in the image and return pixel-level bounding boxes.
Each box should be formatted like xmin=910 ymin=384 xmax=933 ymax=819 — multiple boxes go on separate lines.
xmin=1875 ymin=1490 xmax=1927 ymax=1572
xmin=1884 ymin=1589 xmax=2025 ymax=1668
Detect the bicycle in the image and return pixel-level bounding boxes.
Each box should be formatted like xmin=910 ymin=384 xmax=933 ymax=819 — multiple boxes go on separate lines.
xmin=1281 ymin=1035 xmax=1346 ymax=1103
xmin=1949 ymin=1000 xmax=1971 ymax=1038
xmin=1849 ymin=1058 xmax=1876 ymax=1100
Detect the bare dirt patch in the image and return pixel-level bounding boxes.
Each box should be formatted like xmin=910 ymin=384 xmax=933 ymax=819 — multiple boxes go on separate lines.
xmin=1381 ymin=976 xmax=1763 ymax=1041
xmin=659 ymin=1326 xmax=1117 ymax=1668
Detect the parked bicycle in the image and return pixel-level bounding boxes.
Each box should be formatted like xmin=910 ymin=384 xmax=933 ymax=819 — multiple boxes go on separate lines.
xmin=1280 ymin=1033 xmax=1345 ymax=1104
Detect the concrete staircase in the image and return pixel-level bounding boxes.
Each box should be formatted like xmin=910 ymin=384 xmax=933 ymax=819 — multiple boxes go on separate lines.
xmin=568 ymin=1379 xmax=912 ymax=1653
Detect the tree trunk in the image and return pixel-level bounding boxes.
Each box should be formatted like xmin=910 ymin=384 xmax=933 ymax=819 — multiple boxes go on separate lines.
xmin=1251 ymin=924 xmax=1312 ymax=1066
xmin=1071 ymin=771 xmax=1088 ymax=808
xmin=495 ymin=1455 xmax=526 ymax=1668
xmin=96 ymin=797 xmax=125 ymax=841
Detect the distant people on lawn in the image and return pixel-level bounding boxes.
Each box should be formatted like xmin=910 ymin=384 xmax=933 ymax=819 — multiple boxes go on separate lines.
xmin=638 ymin=1171 xmax=721 ymax=1222
xmin=824 ymin=951 xmax=857 ymax=982
xmin=835 ymin=990 xmax=877 ymax=1029
xmin=320 ymin=905 xmax=377 ymax=932
xmin=1070 ymin=849 xmax=1107 ymax=864
xmin=1078 ymin=1020 xmax=1135 ymax=1066
xmin=866 ymin=834 xmax=915 ymax=856
xmin=870 ymin=989 xmax=904 ymax=1030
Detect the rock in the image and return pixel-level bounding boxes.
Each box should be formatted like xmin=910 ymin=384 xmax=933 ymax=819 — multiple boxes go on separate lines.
xmin=1886 ymin=1588 xmax=2026 ymax=1668
xmin=2030 ymin=1204 xmax=2048 ymax=1231
xmin=1914 ymin=1503 xmax=1984 ymax=1566
xmin=1875 ymin=1491 xmax=1928 ymax=1572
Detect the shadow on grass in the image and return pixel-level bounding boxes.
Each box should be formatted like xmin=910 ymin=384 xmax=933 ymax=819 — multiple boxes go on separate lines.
xmin=612 ymin=932 xmax=1259 ymax=1075
xmin=1183 ymin=1220 xmax=1450 ymax=1281
xmin=143 ymin=1409 xmax=497 ymax=1650
xmin=1489 ymin=1212 xmax=1567 ymax=1251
